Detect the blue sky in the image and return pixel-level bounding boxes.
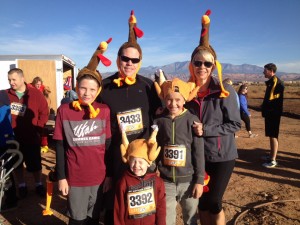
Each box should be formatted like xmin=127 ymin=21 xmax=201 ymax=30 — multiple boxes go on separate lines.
xmin=1 ymin=0 xmax=300 ymax=73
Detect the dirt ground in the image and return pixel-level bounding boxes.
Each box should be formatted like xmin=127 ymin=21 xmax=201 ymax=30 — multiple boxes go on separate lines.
xmin=1 ymin=99 xmax=299 ymax=225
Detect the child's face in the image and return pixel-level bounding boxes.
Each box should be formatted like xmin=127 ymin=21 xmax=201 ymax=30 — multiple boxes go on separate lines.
xmin=165 ymin=92 xmax=185 ymax=118
xmin=128 ymin=156 xmax=150 ymax=177
xmin=78 ymin=78 xmax=100 ymax=105
xmin=34 ymin=81 xmax=42 ymax=89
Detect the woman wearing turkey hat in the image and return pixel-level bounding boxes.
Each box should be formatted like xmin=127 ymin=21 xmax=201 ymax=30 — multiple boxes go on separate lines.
xmin=185 ymin=10 xmax=241 ymax=225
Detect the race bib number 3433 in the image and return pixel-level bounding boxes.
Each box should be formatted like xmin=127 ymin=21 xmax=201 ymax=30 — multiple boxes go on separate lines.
xmin=127 ymin=188 xmax=156 ymax=217
xmin=117 ymin=108 xmax=143 ymax=135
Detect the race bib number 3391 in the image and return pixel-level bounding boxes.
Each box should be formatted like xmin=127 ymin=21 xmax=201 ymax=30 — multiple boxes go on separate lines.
xmin=117 ymin=108 xmax=143 ymax=135
xmin=164 ymin=145 xmax=186 ymax=167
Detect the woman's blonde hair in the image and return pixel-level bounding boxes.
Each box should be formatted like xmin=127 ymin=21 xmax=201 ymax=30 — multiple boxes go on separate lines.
xmin=192 ymin=49 xmax=215 ymax=63
xmin=189 ymin=49 xmax=215 ymax=84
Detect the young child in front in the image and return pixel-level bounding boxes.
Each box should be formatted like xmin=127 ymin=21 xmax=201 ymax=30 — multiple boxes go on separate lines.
xmin=53 ymin=39 xmax=112 ymax=225
xmin=153 ymin=71 xmax=207 ymax=225
xmin=114 ymin=125 xmax=166 ymax=225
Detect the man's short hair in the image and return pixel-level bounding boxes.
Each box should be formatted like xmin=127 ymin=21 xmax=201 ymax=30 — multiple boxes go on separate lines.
xmin=8 ymin=68 xmax=24 ymax=76
xmin=264 ymin=63 xmax=277 ymax=73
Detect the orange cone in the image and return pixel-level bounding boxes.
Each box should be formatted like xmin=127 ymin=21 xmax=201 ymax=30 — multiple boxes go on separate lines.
xmin=42 ymin=180 xmax=54 ymax=216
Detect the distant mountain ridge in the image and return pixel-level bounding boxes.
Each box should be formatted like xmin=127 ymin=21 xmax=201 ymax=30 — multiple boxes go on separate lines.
xmin=102 ymin=61 xmax=300 ymax=82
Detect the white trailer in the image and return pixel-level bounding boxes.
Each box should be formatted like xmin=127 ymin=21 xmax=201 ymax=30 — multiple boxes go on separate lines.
xmin=0 ymin=55 xmax=78 ymax=113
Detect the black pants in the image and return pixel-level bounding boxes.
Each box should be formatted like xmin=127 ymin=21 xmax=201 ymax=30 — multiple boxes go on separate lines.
xmin=241 ymin=112 xmax=251 ymax=132
xmin=198 ymin=160 xmax=235 ymax=214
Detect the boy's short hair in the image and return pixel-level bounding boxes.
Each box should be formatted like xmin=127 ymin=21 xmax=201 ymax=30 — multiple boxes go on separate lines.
xmin=77 ymin=74 xmax=101 ymax=87
xmin=264 ymin=63 xmax=277 ymax=73
xmin=223 ymin=78 xmax=233 ymax=85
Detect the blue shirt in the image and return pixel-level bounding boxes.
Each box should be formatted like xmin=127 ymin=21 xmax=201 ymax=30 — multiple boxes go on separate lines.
xmin=238 ymin=94 xmax=250 ymax=116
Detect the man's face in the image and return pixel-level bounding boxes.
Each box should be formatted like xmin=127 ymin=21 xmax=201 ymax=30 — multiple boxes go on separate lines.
xmin=263 ymin=68 xmax=274 ymax=79
xmin=119 ymin=47 xmax=140 ymax=77
xmin=8 ymin=72 xmax=25 ymax=92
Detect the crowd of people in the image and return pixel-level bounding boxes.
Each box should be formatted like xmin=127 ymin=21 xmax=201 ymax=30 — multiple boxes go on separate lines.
xmin=0 ymin=9 xmax=284 ymax=225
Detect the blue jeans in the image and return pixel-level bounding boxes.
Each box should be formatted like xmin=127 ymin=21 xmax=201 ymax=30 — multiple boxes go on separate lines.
xmin=164 ymin=181 xmax=198 ymax=225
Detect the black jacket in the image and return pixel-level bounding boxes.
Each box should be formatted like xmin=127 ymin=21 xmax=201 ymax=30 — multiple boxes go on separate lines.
xmin=186 ymin=77 xmax=241 ymax=162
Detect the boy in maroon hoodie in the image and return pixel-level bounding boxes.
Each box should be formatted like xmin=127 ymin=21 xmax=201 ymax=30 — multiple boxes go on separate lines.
xmin=114 ymin=125 xmax=166 ymax=225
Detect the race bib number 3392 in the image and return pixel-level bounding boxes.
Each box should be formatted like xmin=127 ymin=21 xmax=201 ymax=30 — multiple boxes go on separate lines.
xmin=127 ymin=188 xmax=156 ymax=217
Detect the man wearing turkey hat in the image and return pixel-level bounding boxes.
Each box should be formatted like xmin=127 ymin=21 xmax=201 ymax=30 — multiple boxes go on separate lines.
xmin=53 ymin=38 xmax=112 ymax=225
xmin=97 ymin=10 xmax=161 ymax=225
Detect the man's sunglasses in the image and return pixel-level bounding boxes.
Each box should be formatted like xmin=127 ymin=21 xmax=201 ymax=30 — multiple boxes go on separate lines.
xmin=193 ymin=61 xmax=213 ymax=68
xmin=120 ymin=55 xmax=140 ymax=64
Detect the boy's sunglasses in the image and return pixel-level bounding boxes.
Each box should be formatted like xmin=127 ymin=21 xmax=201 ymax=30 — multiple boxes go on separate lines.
xmin=193 ymin=61 xmax=213 ymax=68
xmin=120 ymin=55 xmax=140 ymax=64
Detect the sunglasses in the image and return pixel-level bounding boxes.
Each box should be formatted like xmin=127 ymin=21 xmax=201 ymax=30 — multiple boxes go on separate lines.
xmin=120 ymin=55 xmax=140 ymax=64
xmin=193 ymin=61 xmax=213 ymax=68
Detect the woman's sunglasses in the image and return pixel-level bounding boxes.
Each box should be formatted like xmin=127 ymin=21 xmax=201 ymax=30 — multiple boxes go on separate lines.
xmin=120 ymin=55 xmax=140 ymax=64
xmin=193 ymin=61 xmax=213 ymax=68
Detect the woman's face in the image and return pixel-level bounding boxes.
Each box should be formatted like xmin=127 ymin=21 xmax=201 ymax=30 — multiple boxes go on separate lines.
xmin=34 ymin=81 xmax=42 ymax=89
xmin=78 ymin=78 xmax=100 ymax=105
xmin=192 ymin=53 xmax=214 ymax=85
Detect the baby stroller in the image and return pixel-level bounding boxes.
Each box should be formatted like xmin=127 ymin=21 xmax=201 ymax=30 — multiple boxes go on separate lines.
xmin=0 ymin=140 xmax=23 ymax=212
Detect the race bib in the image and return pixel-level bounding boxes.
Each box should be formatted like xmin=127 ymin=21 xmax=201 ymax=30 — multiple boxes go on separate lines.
xmin=11 ymin=102 xmax=27 ymax=117
xmin=127 ymin=187 xmax=156 ymax=218
xmin=117 ymin=108 xmax=143 ymax=135
xmin=163 ymin=145 xmax=186 ymax=167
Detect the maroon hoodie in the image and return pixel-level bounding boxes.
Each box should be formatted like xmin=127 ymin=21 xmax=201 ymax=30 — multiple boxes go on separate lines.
xmin=114 ymin=170 xmax=166 ymax=225
xmin=6 ymin=84 xmax=48 ymax=145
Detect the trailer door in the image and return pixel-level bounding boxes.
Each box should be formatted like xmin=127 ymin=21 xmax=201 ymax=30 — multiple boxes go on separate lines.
xmin=18 ymin=60 xmax=58 ymax=113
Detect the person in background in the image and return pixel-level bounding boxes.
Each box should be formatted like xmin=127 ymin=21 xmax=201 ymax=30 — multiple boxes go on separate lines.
xmin=61 ymin=90 xmax=78 ymax=104
xmin=223 ymin=78 xmax=240 ymax=138
xmin=185 ymin=10 xmax=241 ymax=225
xmin=53 ymin=39 xmax=112 ymax=225
xmin=29 ymin=76 xmax=45 ymax=92
xmin=238 ymin=84 xmax=258 ymax=138
xmin=6 ymin=68 xmax=48 ymax=198
xmin=114 ymin=126 xmax=166 ymax=225
xmin=223 ymin=78 xmax=239 ymax=108
xmin=154 ymin=75 xmax=207 ymax=225
xmin=97 ymin=10 xmax=161 ymax=225
xmin=261 ymin=63 xmax=284 ymax=168
xmin=43 ymin=86 xmax=51 ymax=112
xmin=29 ymin=76 xmax=50 ymax=153
xmin=0 ymin=90 xmax=18 ymax=210
xmin=40 ymin=86 xmax=52 ymax=153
